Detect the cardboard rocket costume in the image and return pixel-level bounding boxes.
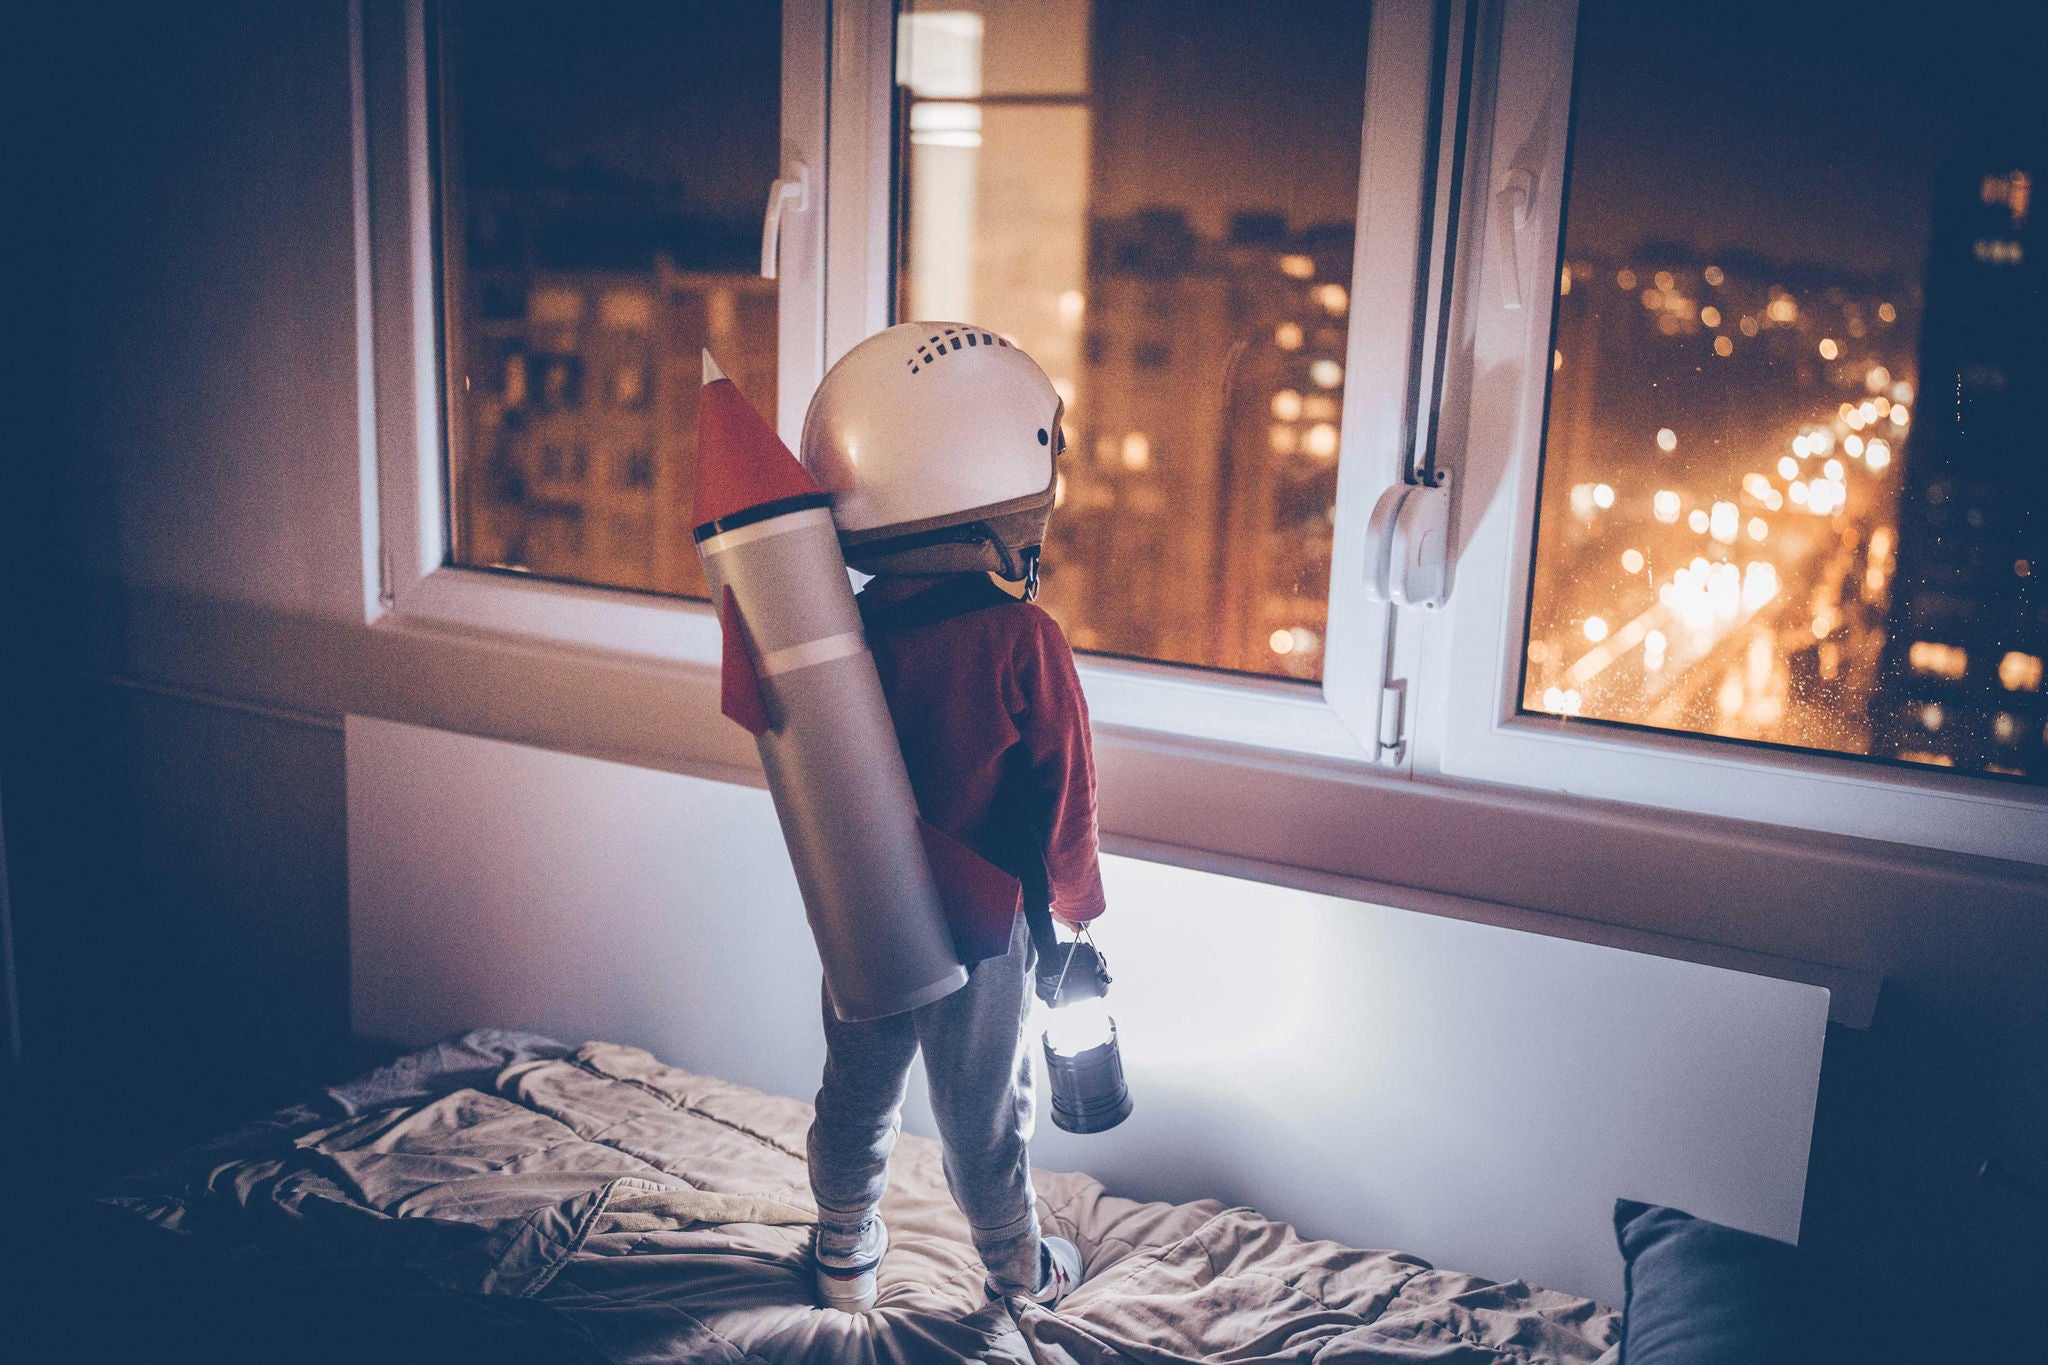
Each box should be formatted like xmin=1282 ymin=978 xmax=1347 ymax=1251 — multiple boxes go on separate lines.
xmin=694 ymin=350 xmax=1021 ymax=1022
xmin=705 ymin=324 xmax=1112 ymax=1312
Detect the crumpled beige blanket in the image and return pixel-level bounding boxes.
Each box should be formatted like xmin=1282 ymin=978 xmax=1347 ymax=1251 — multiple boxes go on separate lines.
xmin=100 ymin=1032 xmax=1619 ymax=1363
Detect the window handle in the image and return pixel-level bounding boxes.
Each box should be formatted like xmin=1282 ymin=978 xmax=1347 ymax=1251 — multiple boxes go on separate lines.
xmin=1362 ymin=475 xmax=1453 ymax=609
xmin=1493 ymin=167 xmax=1533 ymax=309
xmin=760 ymin=162 xmax=811 ymax=280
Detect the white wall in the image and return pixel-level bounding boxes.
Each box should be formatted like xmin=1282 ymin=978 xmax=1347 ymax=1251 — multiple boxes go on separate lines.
xmin=348 ymin=714 xmax=1827 ymax=1307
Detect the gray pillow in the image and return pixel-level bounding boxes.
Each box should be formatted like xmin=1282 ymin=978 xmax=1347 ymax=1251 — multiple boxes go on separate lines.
xmin=1614 ymin=1200 xmax=1927 ymax=1364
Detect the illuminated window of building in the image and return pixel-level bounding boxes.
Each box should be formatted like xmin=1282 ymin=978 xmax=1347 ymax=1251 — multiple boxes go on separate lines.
xmin=1980 ymin=170 xmax=2031 ymax=226
xmin=1908 ymin=641 xmax=1968 ymax=680
xmin=435 ymin=2 xmax=780 ymax=600
xmin=896 ymin=0 xmax=1370 ymax=680
xmin=1999 ymin=652 xmax=2043 ymax=692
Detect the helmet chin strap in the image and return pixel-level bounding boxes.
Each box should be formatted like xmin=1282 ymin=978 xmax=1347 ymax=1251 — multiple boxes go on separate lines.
xmin=972 ymin=524 xmax=1036 ymax=594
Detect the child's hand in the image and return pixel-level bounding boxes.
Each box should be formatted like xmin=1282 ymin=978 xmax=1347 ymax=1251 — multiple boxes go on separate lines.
xmin=1034 ymin=938 xmax=1111 ymax=1007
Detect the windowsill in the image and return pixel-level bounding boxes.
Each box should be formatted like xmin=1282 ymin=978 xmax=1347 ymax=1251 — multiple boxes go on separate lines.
xmin=363 ymin=575 xmax=2044 ymax=900
xmin=386 ymin=564 xmax=725 ymax=664
xmin=384 ymin=562 xmax=1374 ymax=762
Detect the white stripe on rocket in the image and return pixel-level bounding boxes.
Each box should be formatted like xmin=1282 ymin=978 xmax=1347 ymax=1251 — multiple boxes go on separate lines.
xmin=756 ymin=631 xmax=867 ymax=677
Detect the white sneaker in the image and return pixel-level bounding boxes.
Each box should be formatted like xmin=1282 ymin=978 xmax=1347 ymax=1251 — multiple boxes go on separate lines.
xmin=813 ymin=1217 xmax=888 ymax=1313
xmin=987 ymin=1236 xmax=1083 ymax=1309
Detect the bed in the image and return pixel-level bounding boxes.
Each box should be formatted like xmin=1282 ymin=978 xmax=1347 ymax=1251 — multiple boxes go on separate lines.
xmin=95 ymin=1029 xmax=1620 ymax=1364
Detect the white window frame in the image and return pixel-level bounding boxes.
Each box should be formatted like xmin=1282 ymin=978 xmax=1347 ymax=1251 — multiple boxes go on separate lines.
xmin=358 ymin=0 xmax=828 ymax=662
xmin=851 ymin=0 xmax=1456 ymax=761
xmin=355 ymin=0 xmax=2046 ymax=868
xmin=358 ymin=0 xmax=1454 ymax=765
xmin=1405 ymin=0 xmax=2048 ymax=865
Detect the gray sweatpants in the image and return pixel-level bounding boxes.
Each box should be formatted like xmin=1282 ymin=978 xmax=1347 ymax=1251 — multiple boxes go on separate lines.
xmin=807 ymin=913 xmax=1043 ymax=1291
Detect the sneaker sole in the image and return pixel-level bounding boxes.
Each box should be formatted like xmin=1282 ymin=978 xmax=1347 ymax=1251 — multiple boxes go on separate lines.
xmin=815 ymin=1223 xmax=888 ymax=1313
xmin=816 ymin=1265 xmax=879 ymax=1313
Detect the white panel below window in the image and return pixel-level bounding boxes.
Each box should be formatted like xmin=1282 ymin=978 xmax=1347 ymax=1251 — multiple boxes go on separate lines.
xmin=346 ymin=713 xmax=1825 ymax=1307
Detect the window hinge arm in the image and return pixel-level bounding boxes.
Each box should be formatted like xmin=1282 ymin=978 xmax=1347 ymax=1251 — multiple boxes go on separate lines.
xmin=1377 ymin=676 xmax=1409 ymax=764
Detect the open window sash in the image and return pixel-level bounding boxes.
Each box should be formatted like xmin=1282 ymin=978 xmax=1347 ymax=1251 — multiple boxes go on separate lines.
xmin=1407 ymin=0 xmax=2048 ymax=865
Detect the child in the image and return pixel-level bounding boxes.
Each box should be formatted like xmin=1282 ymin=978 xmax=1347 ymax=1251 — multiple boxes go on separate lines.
xmin=797 ymin=324 xmax=1105 ymax=1313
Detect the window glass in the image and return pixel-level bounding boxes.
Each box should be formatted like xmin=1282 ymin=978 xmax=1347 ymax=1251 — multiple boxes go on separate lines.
xmin=896 ymin=1 xmax=1372 ymax=679
xmin=438 ymin=1 xmax=780 ymax=599
xmin=1525 ymin=1 xmax=2044 ymax=781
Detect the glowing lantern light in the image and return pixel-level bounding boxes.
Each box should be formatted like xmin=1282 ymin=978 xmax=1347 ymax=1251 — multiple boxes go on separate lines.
xmin=1035 ymin=931 xmax=1132 ymax=1134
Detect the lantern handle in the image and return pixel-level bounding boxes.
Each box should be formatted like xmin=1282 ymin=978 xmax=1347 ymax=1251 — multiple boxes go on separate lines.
xmin=1046 ymin=931 xmax=1081 ymax=1006
xmin=1044 ymin=922 xmax=1105 ymax=1006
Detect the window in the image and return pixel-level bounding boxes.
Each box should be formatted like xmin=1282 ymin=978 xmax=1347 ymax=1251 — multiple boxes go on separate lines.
xmin=366 ymin=0 xmax=2043 ymax=862
xmin=437 ymin=0 xmax=784 ymax=601
xmin=371 ymin=0 xmax=1424 ymax=756
xmin=894 ymin=0 xmax=1374 ymax=681
xmin=1416 ymin=0 xmax=2045 ymax=862
xmin=1521 ymin=2 xmax=2044 ymax=785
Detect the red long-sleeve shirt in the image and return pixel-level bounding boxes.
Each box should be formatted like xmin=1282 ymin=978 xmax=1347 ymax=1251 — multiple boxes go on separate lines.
xmin=859 ymin=574 xmax=1106 ymax=925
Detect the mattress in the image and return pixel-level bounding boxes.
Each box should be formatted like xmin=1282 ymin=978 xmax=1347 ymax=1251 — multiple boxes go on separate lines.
xmin=97 ymin=1030 xmax=1619 ymax=1363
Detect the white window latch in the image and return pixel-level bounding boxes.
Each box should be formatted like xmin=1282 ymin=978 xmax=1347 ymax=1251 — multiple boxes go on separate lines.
xmin=1362 ymin=473 xmax=1453 ymax=609
xmin=1494 ymin=167 xmax=1533 ymax=310
xmin=759 ymin=162 xmax=811 ymax=280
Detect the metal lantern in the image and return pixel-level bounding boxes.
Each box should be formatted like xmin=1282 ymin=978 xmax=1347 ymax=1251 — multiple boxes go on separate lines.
xmin=1036 ymin=931 xmax=1133 ymax=1134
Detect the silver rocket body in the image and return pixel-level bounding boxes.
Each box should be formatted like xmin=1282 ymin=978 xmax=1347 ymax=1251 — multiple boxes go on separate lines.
xmin=698 ymin=506 xmax=969 ymax=1022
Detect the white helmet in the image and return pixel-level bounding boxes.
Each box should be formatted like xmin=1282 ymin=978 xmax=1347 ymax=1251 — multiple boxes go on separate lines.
xmin=801 ymin=322 xmax=1063 ymax=582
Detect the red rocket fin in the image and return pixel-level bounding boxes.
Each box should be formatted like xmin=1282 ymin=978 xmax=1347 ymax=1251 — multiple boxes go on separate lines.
xmin=920 ymin=820 xmax=1023 ymax=965
xmin=720 ymin=587 xmax=773 ymax=736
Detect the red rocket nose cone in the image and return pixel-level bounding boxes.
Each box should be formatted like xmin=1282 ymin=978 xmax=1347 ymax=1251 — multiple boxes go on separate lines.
xmin=695 ymin=357 xmax=822 ymax=530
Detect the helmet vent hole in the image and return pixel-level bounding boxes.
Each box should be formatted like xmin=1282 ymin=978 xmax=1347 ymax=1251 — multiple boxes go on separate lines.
xmin=901 ymin=327 xmax=1012 ymax=375
xmin=1037 ymin=428 xmax=1049 ymax=446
